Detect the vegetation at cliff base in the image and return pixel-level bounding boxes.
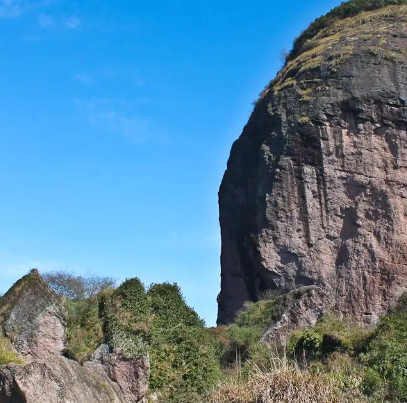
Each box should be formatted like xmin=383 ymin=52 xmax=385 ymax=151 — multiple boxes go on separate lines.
xmin=207 ymin=292 xmax=407 ymax=403
xmin=362 ymin=294 xmax=407 ymax=401
xmin=65 ymin=296 xmax=105 ymax=362
xmin=43 ymin=271 xmax=407 ymax=403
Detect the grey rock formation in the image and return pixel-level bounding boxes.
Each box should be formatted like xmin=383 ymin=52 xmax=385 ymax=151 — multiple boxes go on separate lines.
xmin=0 ymin=269 xmax=66 ymax=359
xmin=260 ymin=286 xmax=329 ymax=343
xmin=218 ymin=4 xmax=407 ymax=330
xmin=0 ymin=270 xmax=149 ymax=403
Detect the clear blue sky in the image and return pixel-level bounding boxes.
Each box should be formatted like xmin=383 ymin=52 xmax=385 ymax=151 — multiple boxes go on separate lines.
xmin=0 ymin=0 xmax=341 ymax=326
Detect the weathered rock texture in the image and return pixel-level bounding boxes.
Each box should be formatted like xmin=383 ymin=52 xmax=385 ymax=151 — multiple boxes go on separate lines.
xmin=218 ymin=3 xmax=407 ymax=328
xmin=0 ymin=269 xmax=66 ymax=360
xmin=0 ymin=270 xmax=149 ymax=403
xmin=90 ymin=344 xmax=149 ymax=403
xmin=260 ymin=286 xmax=329 ymax=343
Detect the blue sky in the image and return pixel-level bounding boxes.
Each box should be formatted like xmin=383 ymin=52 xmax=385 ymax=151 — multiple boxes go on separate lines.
xmin=0 ymin=0 xmax=341 ymax=326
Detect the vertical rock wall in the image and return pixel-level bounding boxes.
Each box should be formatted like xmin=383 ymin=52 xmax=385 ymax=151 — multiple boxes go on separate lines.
xmin=218 ymin=5 xmax=407 ymax=326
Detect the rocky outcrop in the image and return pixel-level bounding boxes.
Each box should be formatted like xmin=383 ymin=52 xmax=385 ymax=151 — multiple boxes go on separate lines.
xmin=0 ymin=269 xmax=66 ymax=359
xmin=89 ymin=344 xmax=149 ymax=403
xmin=260 ymin=286 xmax=329 ymax=343
xmin=0 ymin=358 xmax=127 ymax=403
xmin=218 ymin=2 xmax=407 ymax=329
xmin=0 ymin=270 xmax=149 ymax=402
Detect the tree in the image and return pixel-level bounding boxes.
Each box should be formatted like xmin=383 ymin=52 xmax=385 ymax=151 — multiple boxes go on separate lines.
xmin=42 ymin=270 xmax=116 ymax=300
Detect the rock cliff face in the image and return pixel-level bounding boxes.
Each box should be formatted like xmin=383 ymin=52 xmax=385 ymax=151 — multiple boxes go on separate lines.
xmin=218 ymin=2 xmax=407 ymax=327
xmin=0 ymin=270 xmax=149 ymax=403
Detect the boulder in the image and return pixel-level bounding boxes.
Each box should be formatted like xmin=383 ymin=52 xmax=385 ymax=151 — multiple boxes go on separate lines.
xmin=0 ymin=270 xmax=149 ymax=402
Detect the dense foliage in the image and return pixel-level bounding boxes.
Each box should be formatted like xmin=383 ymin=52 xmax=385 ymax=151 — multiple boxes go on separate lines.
xmin=101 ymin=278 xmax=150 ymax=358
xmin=362 ymin=294 xmax=407 ymax=400
xmin=146 ymin=283 xmax=220 ymax=398
xmin=50 ymin=269 xmax=407 ymax=403
xmin=64 ymin=297 xmax=105 ymax=362
xmin=65 ymin=277 xmax=220 ymax=402
xmin=289 ymin=0 xmax=407 ymax=61
xmin=288 ymin=316 xmax=369 ymax=360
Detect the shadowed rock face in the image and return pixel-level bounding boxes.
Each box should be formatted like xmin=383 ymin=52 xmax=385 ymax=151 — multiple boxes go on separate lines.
xmin=0 ymin=271 xmax=149 ymax=403
xmin=218 ymin=4 xmax=407 ymax=326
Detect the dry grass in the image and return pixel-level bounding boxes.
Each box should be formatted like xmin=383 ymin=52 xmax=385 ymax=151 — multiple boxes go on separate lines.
xmin=209 ymin=351 xmax=358 ymax=403
xmin=210 ymin=365 xmax=346 ymax=403
xmin=258 ymin=3 xmax=407 ymax=100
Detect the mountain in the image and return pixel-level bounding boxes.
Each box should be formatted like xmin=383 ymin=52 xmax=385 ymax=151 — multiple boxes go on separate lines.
xmin=218 ymin=0 xmax=407 ymax=335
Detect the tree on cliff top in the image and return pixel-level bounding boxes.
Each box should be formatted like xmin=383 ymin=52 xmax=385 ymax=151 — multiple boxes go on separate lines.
xmin=42 ymin=270 xmax=116 ymax=300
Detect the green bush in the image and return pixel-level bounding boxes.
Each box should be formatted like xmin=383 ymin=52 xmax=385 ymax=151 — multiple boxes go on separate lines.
xmin=222 ymin=298 xmax=277 ymax=365
xmin=98 ymin=279 xmax=220 ymax=401
xmin=101 ymin=278 xmax=150 ymax=358
xmin=210 ymin=300 xmax=279 ymax=372
xmin=363 ymin=294 xmax=407 ymax=400
xmin=65 ymin=297 xmax=105 ymax=362
xmin=147 ymin=283 xmax=220 ymax=398
xmin=234 ymin=300 xmax=275 ymax=331
xmin=148 ymin=283 xmax=204 ymax=329
xmin=288 ymin=316 xmax=369 ymax=360
xmin=361 ymin=367 xmax=386 ymax=398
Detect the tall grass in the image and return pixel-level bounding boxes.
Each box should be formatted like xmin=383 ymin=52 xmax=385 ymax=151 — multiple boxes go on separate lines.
xmin=209 ymin=354 xmax=353 ymax=403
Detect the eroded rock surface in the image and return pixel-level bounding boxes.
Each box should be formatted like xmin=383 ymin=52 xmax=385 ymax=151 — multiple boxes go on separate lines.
xmin=260 ymin=286 xmax=329 ymax=343
xmin=0 ymin=270 xmax=149 ymax=403
xmin=89 ymin=344 xmax=150 ymax=403
xmin=218 ymin=4 xmax=407 ymax=329
xmin=0 ymin=269 xmax=66 ymax=359
xmin=0 ymin=358 xmax=126 ymax=403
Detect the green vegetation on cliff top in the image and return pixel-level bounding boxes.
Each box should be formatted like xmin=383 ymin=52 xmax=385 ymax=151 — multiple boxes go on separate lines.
xmin=290 ymin=0 xmax=407 ymax=59
xmin=257 ymin=0 xmax=407 ymax=99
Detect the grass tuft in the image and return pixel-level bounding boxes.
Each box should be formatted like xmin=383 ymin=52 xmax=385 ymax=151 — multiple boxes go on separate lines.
xmin=0 ymin=334 xmax=23 ymax=366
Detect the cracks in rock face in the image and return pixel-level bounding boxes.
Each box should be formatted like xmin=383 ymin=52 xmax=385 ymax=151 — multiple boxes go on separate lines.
xmin=335 ymin=243 xmax=349 ymax=267
xmin=385 ymin=131 xmax=401 ymax=169
xmin=0 ymin=370 xmax=27 ymax=403
xmin=219 ymin=57 xmax=407 ymax=324
xmin=339 ymin=206 xmax=360 ymax=241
